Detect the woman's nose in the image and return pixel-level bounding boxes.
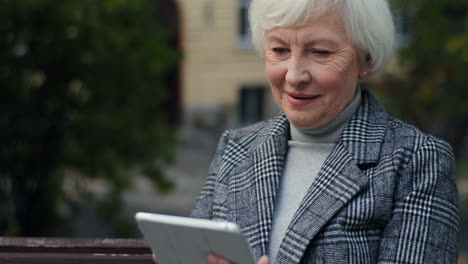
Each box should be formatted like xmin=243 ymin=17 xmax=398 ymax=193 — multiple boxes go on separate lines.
xmin=285 ymin=57 xmax=311 ymax=88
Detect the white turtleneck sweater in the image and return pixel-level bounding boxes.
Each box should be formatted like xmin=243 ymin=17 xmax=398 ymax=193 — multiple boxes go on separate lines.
xmin=268 ymin=88 xmax=362 ymax=262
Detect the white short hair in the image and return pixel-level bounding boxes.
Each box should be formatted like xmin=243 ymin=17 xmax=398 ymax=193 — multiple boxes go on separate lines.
xmin=249 ymin=0 xmax=395 ymax=74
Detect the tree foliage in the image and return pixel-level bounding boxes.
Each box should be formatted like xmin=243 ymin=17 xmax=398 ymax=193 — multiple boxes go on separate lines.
xmin=374 ymin=0 xmax=468 ymax=157
xmin=0 ymin=0 xmax=178 ymax=236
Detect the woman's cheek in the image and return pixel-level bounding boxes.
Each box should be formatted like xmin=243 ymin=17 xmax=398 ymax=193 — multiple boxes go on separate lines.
xmin=266 ymin=74 xmax=284 ymax=108
xmin=266 ymin=63 xmax=285 ymax=87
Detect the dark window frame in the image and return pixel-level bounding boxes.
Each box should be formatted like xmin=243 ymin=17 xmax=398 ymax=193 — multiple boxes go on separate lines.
xmin=237 ymin=0 xmax=254 ymax=49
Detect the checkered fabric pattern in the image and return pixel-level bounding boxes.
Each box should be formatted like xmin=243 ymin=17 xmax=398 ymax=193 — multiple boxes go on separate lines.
xmin=191 ymin=89 xmax=458 ymax=264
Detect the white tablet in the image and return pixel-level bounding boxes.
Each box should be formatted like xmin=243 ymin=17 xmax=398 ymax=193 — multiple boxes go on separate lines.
xmin=135 ymin=212 xmax=256 ymax=264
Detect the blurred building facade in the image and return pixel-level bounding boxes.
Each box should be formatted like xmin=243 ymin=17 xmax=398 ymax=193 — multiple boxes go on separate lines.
xmin=162 ymin=0 xmax=276 ymax=131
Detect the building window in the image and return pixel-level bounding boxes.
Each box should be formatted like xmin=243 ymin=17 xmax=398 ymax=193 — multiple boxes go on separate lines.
xmin=237 ymin=0 xmax=253 ymax=49
xmin=394 ymin=10 xmax=411 ymax=48
xmin=239 ymin=85 xmax=265 ymax=125
xmin=203 ymin=1 xmax=215 ymax=27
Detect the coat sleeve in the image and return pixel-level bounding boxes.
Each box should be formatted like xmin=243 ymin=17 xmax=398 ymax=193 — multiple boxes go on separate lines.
xmin=190 ymin=131 xmax=230 ymax=219
xmin=378 ymin=137 xmax=459 ymax=263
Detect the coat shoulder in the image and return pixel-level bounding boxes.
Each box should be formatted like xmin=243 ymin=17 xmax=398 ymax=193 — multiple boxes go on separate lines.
xmin=228 ymin=117 xmax=277 ymax=140
xmin=385 ymin=116 xmax=454 ymax=159
xmin=226 ymin=115 xmax=286 ymax=151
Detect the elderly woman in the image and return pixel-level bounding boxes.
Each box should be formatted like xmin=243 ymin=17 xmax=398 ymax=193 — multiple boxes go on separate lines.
xmin=192 ymin=0 xmax=459 ymax=263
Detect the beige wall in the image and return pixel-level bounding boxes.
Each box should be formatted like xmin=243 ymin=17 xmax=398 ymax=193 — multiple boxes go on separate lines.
xmin=176 ymin=0 xmax=268 ymax=108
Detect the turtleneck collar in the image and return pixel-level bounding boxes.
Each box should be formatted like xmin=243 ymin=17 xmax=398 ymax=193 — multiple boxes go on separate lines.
xmin=289 ymin=86 xmax=362 ymax=144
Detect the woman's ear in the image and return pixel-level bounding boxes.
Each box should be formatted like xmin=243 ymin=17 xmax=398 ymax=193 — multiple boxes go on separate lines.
xmin=359 ymin=71 xmax=368 ymax=79
xmin=359 ymin=54 xmax=372 ymax=79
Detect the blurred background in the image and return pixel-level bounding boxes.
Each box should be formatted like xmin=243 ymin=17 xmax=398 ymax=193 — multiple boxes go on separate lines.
xmin=0 ymin=0 xmax=467 ymax=262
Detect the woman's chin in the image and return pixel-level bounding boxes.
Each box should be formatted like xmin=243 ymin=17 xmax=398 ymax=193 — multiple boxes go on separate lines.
xmin=286 ymin=112 xmax=322 ymax=130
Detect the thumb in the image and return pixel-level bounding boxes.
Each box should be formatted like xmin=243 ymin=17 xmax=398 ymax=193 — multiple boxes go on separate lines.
xmin=152 ymin=254 xmax=159 ymax=264
xmin=258 ymin=255 xmax=270 ymax=264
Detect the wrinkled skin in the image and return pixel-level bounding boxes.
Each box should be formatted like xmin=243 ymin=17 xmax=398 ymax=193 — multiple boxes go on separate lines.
xmin=265 ymin=11 xmax=370 ymax=129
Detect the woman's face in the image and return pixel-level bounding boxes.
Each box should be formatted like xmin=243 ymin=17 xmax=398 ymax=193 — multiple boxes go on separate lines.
xmin=265 ymin=12 xmax=368 ymax=129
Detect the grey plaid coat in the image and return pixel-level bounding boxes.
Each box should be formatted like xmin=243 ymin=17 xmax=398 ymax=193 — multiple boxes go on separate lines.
xmin=191 ymin=89 xmax=459 ymax=264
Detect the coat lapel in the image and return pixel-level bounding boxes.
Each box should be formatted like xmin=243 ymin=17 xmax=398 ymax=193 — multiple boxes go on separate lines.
xmin=274 ymin=89 xmax=389 ymax=264
xmin=249 ymin=113 xmax=290 ymax=258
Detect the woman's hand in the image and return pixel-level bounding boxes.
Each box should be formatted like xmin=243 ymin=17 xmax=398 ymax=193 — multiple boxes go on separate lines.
xmin=207 ymin=253 xmax=269 ymax=264
xmin=152 ymin=252 xmax=270 ymax=264
xmin=257 ymin=255 xmax=270 ymax=264
xmin=152 ymin=254 xmax=159 ymax=264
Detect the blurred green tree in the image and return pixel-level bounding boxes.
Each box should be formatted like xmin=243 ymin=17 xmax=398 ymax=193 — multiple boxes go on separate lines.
xmin=0 ymin=0 xmax=178 ymax=236
xmin=375 ymin=0 xmax=468 ymax=159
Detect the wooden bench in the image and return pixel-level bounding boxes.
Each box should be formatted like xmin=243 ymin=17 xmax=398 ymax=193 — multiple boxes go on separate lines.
xmin=0 ymin=237 xmax=153 ymax=264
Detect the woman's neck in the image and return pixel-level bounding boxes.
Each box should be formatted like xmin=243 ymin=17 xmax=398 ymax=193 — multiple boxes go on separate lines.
xmin=289 ymin=87 xmax=362 ymax=144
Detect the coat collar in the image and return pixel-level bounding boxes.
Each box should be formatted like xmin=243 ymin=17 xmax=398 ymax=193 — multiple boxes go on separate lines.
xmin=249 ymin=88 xmax=388 ymax=262
xmin=268 ymin=88 xmax=388 ymax=165
xmin=339 ymin=88 xmax=388 ymax=165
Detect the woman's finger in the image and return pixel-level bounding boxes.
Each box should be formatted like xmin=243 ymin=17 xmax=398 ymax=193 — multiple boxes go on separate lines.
xmin=258 ymin=255 xmax=270 ymax=264
xmin=152 ymin=254 xmax=159 ymax=264
xmin=207 ymin=253 xmax=219 ymax=264
xmin=207 ymin=253 xmax=232 ymax=264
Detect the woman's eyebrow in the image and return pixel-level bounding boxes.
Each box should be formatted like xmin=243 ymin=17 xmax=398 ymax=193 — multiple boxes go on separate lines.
xmin=266 ymin=35 xmax=288 ymax=45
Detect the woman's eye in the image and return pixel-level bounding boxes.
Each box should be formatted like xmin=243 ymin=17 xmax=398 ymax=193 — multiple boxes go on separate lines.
xmin=272 ymin=47 xmax=288 ymax=54
xmin=313 ymin=50 xmax=331 ymax=55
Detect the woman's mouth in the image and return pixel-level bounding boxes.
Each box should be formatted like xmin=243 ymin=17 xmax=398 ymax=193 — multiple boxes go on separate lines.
xmin=286 ymin=92 xmax=320 ymax=106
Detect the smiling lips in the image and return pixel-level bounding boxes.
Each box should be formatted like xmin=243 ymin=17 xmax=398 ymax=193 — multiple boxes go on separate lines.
xmin=286 ymin=92 xmax=320 ymax=106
